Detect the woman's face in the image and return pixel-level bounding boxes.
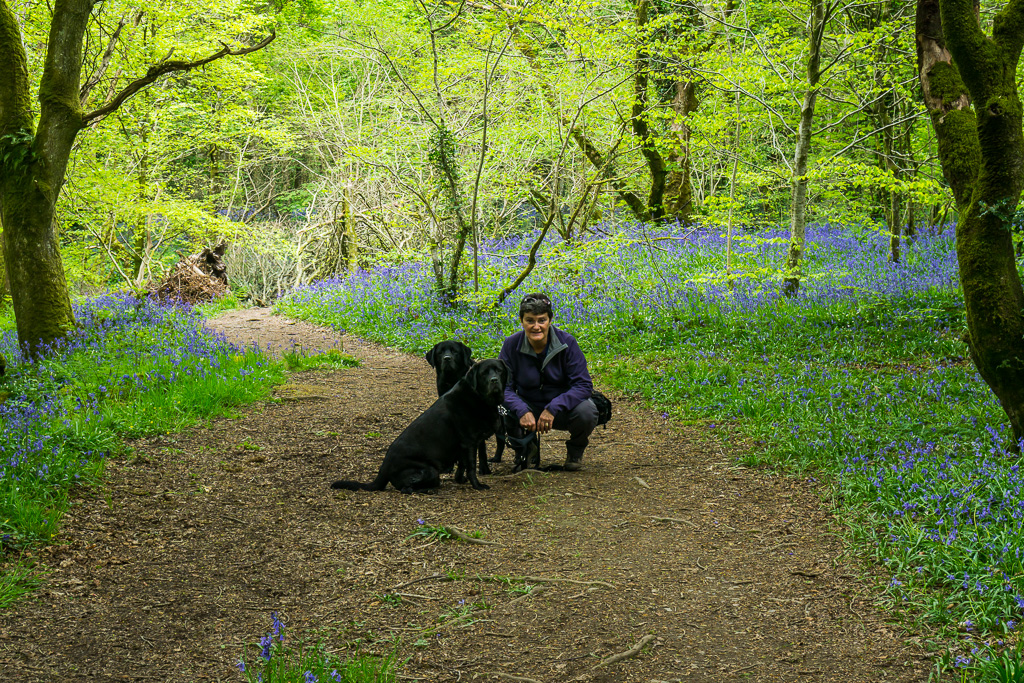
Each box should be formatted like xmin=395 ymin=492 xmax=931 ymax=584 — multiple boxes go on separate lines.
xmin=521 ymin=311 xmax=552 ymax=349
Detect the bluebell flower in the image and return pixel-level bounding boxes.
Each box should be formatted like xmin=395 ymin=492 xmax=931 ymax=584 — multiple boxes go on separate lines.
xmin=272 ymin=612 xmax=285 ymax=641
xmin=259 ymin=634 xmax=273 ymax=661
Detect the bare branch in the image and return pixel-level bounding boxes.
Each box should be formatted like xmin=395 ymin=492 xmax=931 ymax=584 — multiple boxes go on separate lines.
xmin=81 ymin=31 xmax=276 ymax=127
xmin=79 ymin=17 xmax=127 ymax=104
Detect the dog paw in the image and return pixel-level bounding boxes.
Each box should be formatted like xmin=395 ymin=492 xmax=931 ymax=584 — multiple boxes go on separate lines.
xmin=473 ymin=482 xmax=491 ymax=490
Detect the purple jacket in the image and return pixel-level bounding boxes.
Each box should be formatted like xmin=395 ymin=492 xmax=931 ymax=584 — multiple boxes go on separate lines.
xmin=499 ymin=326 xmax=593 ymax=418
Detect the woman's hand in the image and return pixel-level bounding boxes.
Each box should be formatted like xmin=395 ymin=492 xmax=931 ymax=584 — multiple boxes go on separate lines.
xmin=521 ymin=409 xmax=555 ymax=434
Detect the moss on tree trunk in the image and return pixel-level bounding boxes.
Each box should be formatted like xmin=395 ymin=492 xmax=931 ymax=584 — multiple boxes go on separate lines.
xmin=0 ymin=0 xmax=82 ymax=357
xmin=1 ymin=174 xmax=77 ymax=357
xmin=917 ymin=0 xmax=1024 ymax=448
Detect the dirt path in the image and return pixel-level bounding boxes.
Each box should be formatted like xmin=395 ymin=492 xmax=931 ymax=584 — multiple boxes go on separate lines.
xmin=0 ymin=308 xmax=930 ymax=682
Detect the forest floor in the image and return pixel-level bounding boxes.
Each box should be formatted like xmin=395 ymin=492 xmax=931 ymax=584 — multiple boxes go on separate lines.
xmin=0 ymin=308 xmax=934 ymax=682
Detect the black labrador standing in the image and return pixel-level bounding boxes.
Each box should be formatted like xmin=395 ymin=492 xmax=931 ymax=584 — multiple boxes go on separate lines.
xmin=330 ymin=359 xmax=509 ymax=494
xmin=425 ymin=340 xmax=474 ymax=396
xmin=425 ymin=340 xmax=505 ymax=474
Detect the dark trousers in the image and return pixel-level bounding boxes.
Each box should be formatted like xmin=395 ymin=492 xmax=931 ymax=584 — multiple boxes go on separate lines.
xmin=506 ymin=398 xmax=599 ymax=459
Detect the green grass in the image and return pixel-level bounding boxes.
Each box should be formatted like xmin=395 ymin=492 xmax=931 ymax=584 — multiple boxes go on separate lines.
xmin=282 ymin=348 xmax=360 ymax=372
xmin=238 ymin=613 xmax=396 ymax=683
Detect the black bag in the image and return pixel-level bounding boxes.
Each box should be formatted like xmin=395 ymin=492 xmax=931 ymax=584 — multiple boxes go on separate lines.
xmin=592 ymin=390 xmax=612 ymax=426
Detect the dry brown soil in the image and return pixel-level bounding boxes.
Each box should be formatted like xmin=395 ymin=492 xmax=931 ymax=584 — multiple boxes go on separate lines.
xmin=0 ymin=308 xmax=933 ymax=682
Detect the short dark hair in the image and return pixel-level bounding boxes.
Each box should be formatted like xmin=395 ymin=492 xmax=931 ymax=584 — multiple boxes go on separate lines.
xmin=519 ymin=293 xmax=553 ymax=319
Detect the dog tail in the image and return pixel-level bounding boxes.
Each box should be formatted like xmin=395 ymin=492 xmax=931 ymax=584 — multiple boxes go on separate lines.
xmin=330 ymin=471 xmax=388 ymax=491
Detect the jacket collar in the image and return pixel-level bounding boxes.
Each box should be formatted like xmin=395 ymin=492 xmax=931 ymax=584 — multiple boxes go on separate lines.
xmin=518 ymin=327 xmax=567 ymax=369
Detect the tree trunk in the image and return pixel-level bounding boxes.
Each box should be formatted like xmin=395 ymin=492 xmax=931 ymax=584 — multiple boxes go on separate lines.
xmin=889 ymin=194 xmax=903 ymax=263
xmin=633 ymin=0 xmax=668 ymax=221
xmin=917 ymin=0 xmax=1024 ymax=449
xmin=664 ymin=80 xmax=699 ymax=223
xmin=783 ymin=0 xmax=825 ymax=297
xmin=916 ymin=0 xmax=980 ymax=203
xmin=339 ymin=192 xmax=357 ymax=272
xmin=0 ymin=0 xmax=88 ymax=357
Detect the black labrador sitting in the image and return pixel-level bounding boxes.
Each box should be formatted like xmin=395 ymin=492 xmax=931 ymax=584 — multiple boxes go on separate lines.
xmin=331 ymin=359 xmax=509 ymax=494
xmin=426 ymin=340 xmax=504 ymax=475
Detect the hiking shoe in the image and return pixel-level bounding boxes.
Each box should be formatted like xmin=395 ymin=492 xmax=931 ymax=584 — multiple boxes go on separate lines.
xmin=563 ymin=455 xmax=583 ymax=471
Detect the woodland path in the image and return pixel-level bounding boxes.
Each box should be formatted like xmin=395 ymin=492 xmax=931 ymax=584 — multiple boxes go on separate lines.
xmin=0 ymin=308 xmax=931 ymax=682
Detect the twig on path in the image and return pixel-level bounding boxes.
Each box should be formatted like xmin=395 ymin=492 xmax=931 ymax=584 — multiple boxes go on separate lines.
xmin=848 ymin=589 xmax=866 ymax=626
xmin=766 ymin=541 xmax=798 ymax=552
xmin=396 ymin=592 xmax=437 ymax=600
xmin=567 ymin=586 xmax=599 ymax=599
xmin=390 ymin=573 xmax=452 ymax=590
xmin=503 ymin=468 xmax=551 ymax=477
xmin=506 ymin=585 xmax=547 ymax=607
xmin=447 ymin=525 xmax=501 ymax=546
xmin=790 ymin=569 xmax=821 ymax=578
xmin=520 ymin=575 xmax=614 ymax=588
xmin=650 ymin=516 xmax=698 ymax=528
xmin=597 ymin=634 xmax=656 ymax=667
xmin=488 ymin=674 xmax=542 ymax=683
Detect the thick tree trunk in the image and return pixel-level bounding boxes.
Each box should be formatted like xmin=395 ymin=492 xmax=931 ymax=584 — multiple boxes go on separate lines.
xmin=0 ymin=0 xmax=87 ymax=357
xmin=916 ymin=0 xmax=980 ymax=204
xmin=664 ymin=80 xmax=699 ymax=223
xmin=783 ymin=0 xmax=825 ymax=297
xmin=917 ymin=0 xmax=1024 ymax=449
xmin=633 ymin=0 xmax=668 ymax=221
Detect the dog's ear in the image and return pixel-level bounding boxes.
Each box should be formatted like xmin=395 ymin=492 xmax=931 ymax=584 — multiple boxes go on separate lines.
xmin=459 ymin=342 xmax=473 ymax=366
xmin=499 ymin=359 xmax=511 ymax=387
xmin=466 ymin=361 xmax=486 ymax=395
xmin=425 ymin=345 xmax=437 ymax=368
